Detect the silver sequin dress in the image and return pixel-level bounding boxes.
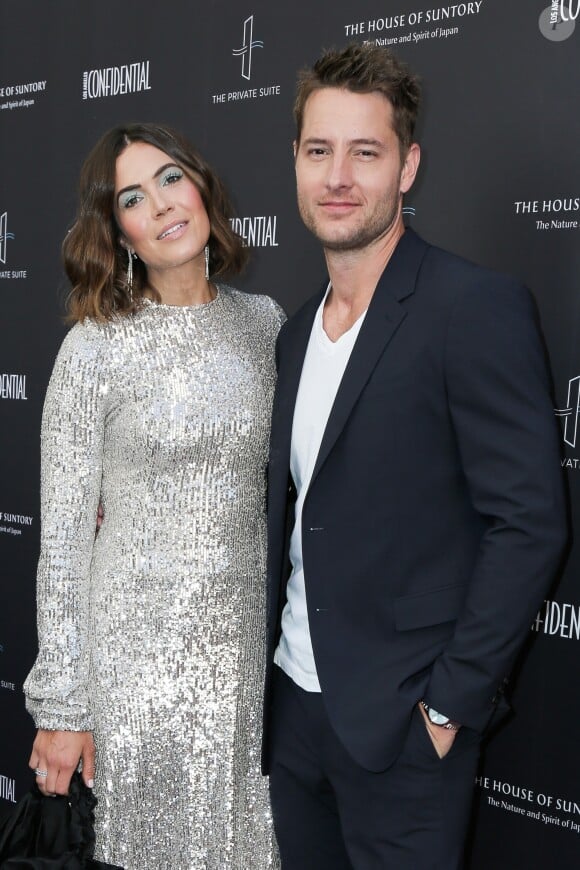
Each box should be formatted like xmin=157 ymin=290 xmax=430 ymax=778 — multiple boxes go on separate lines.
xmin=24 ymin=286 xmax=284 ymax=869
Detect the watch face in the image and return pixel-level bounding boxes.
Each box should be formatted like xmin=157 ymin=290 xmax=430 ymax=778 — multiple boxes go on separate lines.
xmin=428 ymin=708 xmax=449 ymax=726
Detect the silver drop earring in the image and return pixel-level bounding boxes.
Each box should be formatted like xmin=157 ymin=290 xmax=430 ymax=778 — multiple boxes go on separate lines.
xmin=204 ymin=245 xmax=210 ymax=281
xmin=127 ymin=247 xmax=135 ymax=296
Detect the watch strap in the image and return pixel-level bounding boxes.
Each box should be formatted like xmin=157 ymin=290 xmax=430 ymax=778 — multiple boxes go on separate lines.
xmin=421 ymin=701 xmax=460 ymax=731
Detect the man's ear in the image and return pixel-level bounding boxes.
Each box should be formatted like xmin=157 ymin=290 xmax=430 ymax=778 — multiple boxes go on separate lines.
xmin=400 ymin=142 xmax=421 ymax=195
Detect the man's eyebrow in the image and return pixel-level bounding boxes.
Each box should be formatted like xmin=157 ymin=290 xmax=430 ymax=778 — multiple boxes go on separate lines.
xmin=349 ymin=138 xmax=385 ymax=148
xmin=300 ymin=137 xmax=386 ymax=148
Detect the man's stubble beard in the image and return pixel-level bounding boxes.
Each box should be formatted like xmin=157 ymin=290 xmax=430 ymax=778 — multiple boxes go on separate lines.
xmin=297 ymin=192 xmax=401 ymax=254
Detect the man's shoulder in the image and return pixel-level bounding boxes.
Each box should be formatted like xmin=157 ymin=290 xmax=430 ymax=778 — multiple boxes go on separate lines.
xmin=412 ymin=234 xmax=537 ymax=339
xmin=417 ymin=233 xmax=524 ymax=298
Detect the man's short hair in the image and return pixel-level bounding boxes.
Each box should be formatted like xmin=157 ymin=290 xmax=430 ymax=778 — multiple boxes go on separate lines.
xmin=294 ymin=43 xmax=421 ymax=156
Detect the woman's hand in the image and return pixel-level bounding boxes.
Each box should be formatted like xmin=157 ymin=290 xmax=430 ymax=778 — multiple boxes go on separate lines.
xmin=29 ymin=729 xmax=95 ymax=795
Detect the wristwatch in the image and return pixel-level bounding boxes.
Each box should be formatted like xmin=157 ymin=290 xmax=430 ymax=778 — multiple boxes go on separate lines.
xmin=421 ymin=701 xmax=460 ymax=731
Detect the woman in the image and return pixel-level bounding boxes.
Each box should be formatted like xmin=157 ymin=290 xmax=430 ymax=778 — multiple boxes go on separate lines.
xmin=24 ymin=123 xmax=284 ymax=869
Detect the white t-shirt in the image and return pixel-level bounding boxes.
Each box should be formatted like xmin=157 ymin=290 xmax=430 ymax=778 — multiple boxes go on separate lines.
xmin=274 ymin=290 xmax=367 ymax=691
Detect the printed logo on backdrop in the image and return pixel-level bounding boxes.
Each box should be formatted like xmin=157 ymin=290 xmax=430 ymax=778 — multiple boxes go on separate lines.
xmin=475 ymin=775 xmax=580 ymax=834
xmin=344 ymin=2 xmax=485 ymax=47
xmin=0 ymin=639 xmax=15 ymax=692
xmin=0 ymin=510 xmax=34 ymax=538
xmin=0 ymin=78 xmax=47 ymax=112
xmin=555 ymin=374 xmax=580 ymax=469
xmin=0 ymin=374 xmax=28 ymax=401
xmin=211 ymin=15 xmax=281 ymax=106
xmin=82 ymin=60 xmax=151 ymax=100
xmin=0 ymin=774 xmax=16 ymax=804
xmin=0 ymin=212 xmax=15 ymax=265
xmin=0 ymin=639 xmax=16 ymax=693
xmin=0 ymin=640 xmax=18 ymax=806
xmin=514 ymin=197 xmax=580 ymax=232
xmin=531 ymin=598 xmax=580 ymax=641
xmin=539 ymin=2 xmax=577 ymax=41
xmin=0 ymin=213 xmax=27 ymax=281
xmin=230 ymin=215 xmax=279 ymax=247
xmin=232 ymin=15 xmax=264 ymax=80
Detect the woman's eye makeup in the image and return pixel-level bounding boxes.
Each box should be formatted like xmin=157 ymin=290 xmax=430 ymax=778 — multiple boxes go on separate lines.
xmin=117 ymin=166 xmax=183 ymax=209
xmin=160 ymin=166 xmax=184 ymax=186
xmin=118 ymin=190 xmax=144 ymax=210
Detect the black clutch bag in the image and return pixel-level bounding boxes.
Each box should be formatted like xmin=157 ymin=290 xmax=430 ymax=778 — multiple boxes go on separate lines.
xmin=0 ymin=771 xmax=122 ymax=869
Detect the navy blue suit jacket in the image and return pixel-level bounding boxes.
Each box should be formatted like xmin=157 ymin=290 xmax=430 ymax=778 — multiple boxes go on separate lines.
xmin=263 ymin=229 xmax=567 ymax=773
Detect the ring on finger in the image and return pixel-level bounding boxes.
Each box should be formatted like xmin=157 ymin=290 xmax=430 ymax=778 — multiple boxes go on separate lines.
xmin=34 ymin=768 xmax=48 ymax=777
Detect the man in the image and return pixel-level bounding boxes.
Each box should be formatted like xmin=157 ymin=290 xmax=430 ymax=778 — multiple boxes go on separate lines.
xmin=262 ymin=43 xmax=567 ymax=869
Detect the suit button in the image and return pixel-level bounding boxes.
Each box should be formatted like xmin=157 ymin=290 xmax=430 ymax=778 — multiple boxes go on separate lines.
xmin=308 ymin=526 xmax=324 ymax=531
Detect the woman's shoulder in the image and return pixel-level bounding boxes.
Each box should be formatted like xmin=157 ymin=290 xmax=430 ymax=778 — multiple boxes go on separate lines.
xmin=53 ymin=316 xmax=126 ymax=374
xmin=219 ymin=284 xmax=286 ymax=328
xmin=57 ymin=318 xmax=105 ymax=357
xmin=64 ymin=311 xmax=145 ymax=345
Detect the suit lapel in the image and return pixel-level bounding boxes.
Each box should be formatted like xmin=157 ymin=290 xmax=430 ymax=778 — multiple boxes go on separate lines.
xmin=267 ymin=289 xmax=324 ymax=621
xmin=268 ymin=288 xmax=324 ymax=507
xmin=310 ymin=230 xmax=429 ymax=485
xmin=272 ymin=289 xmax=324 ymax=445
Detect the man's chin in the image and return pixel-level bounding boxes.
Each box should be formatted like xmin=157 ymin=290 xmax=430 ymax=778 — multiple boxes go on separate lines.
xmin=304 ymin=216 xmax=396 ymax=253
xmin=303 ymin=221 xmax=366 ymax=252
xmin=318 ymin=232 xmax=375 ymax=253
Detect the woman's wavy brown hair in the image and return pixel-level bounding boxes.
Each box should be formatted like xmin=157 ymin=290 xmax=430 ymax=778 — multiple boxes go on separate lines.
xmin=64 ymin=123 xmax=248 ymax=322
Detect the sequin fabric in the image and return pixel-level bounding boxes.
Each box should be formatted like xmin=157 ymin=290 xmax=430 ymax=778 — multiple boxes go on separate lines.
xmin=24 ymin=286 xmax=284 ymax=869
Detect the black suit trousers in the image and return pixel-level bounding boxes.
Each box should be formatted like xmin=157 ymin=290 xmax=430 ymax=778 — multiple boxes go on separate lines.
xmin=268 ymin=667 xmax=481 ymax=870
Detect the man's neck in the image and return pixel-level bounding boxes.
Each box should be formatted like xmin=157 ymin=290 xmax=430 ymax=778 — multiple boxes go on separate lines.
xmin=322 ymin=220 xmax=404 ymax=342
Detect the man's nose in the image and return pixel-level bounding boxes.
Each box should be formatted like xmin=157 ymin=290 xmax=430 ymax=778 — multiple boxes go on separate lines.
xmin=326 ymin=153 xmax=353 ymax=190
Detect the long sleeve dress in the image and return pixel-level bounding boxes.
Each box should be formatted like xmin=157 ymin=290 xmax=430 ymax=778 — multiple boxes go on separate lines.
xmin=24 ymin=286 xmax=284 ymax=869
